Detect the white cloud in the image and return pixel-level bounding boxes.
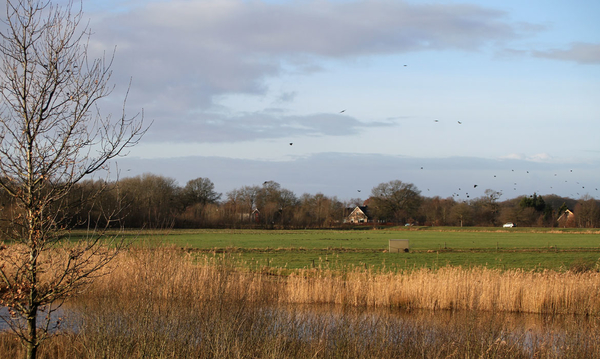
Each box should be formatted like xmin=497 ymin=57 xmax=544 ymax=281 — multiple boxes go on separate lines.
xmin=499 ymin=153 xmax=554 ymax=162
xmin=527 ymin=153 xmax=553 ymax=162
xmin=500 ymin=153 xmax=525 ymax=160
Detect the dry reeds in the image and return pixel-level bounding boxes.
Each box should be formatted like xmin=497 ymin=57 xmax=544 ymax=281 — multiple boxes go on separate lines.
xmin=82 ymin=247 xmax=600 ymax=315
xmin=284 ymin=266 xmax=600 ymax=315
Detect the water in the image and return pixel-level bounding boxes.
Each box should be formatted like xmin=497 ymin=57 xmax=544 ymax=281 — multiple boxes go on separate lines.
xmin=2 ymin=302 xmax=598 ymax=357
xmin=0 ymin=305 xmax=76 ymax=333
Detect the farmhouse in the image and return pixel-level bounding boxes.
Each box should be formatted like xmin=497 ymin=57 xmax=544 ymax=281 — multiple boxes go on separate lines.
xmin=345 ymin=206 xmax=372 ymax=223
xmin=557 ymin=209 xmax=575 ymax=228
xmin=238 ymin=208 xmax=261 ymax=223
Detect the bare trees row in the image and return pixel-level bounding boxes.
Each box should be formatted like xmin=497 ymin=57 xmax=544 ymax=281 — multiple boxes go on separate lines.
xmin=49 ymin=176 xmax=345 ymax=229
xmin=44 ymin=175 xmax=600 ymax=229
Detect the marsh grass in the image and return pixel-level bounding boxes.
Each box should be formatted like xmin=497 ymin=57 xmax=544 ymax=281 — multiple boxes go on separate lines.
xmin=2 ymin=247 xmax=600 ymax=358
xmin=284 ymin=264 xmax=600 ymax=315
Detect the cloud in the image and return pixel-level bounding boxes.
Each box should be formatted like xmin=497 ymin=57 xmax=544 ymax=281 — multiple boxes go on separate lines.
xmin=85 ymin=0 xmax=532 ymax=143
xmin=276 ymin=91 xmax=297 ymax=103
xmin=143 ymin=112 xmax=395 ymax=142
xmin=533 ymin=42 xmax=600 ymax=64
xmin=499 ymin=153 xmax=554 ymax=162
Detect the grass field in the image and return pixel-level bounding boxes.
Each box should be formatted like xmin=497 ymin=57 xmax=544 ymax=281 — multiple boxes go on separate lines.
xmin=114 ymin=226 xmax=600 ymax=271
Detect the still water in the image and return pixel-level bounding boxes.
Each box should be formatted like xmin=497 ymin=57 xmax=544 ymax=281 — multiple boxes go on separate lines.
xmin=2 ymin=303 xmax=598 ymax=357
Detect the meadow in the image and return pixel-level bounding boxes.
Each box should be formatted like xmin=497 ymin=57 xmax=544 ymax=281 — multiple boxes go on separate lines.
xmin=125 ymin=226 xmax=600 ymax=271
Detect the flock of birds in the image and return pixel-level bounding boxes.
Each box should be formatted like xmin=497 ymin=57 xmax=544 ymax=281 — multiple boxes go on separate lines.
xmin=421 ymin=167 xmax=596 ymax=201
xmin=284 ymin=108 xmax=596 ymax=201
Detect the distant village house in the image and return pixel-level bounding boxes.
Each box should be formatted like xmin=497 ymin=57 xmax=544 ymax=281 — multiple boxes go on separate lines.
xmin=557 ymin=209 xmax=575 ymax=228
xmin=345 ymin=206 xmax=372 ymax=224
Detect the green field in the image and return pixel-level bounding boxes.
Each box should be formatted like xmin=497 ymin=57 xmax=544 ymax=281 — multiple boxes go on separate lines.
xmin=110 ymin=227 xmax=600 ymax=272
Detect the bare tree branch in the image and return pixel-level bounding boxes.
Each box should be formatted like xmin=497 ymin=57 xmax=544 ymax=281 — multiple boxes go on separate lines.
xmin=0 ymin=1 xmax=148 ymax=358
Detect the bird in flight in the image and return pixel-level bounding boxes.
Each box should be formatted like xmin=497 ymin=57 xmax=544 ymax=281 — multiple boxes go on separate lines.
xmin=289 ymin=143 xmax=293 ymax=146
xmin=357 ymin=190 xmax=361 ymax=192
xmin=474 ymin=185 xmax=478 ymax=188
xmin=340 ymin=110 xmax=346 ymax=113
xmin=457 ymin=121 xmax=462 ymax=124
xmin=434 ymin=119 xmax=439 ymax=122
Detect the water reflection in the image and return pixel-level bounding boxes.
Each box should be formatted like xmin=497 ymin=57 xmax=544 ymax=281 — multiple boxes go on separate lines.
xmin=2 ymin=303 xmax=598 ymax=358
xmin=271 ymin=304 xmax=597 ymax=352
xmin=0 ymin=305 xmax=72 ymax=332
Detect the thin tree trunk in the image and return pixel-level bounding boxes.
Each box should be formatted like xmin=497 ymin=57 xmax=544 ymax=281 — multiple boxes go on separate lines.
xmin=27 ymin=247 xmax=38 ymax=359
xmin=26 ymin=305 xmax=38 ymax=359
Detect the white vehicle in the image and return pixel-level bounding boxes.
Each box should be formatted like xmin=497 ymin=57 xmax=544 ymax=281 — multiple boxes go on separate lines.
xmin=503 ymin=222 xmax=515 ymax=228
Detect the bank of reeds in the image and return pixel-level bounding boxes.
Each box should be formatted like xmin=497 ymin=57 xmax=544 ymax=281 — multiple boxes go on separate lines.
xmin=285 ymin=265 xmax=600 ymax=315
xmin=89 ymin=248 xmax=600 ymax=316
xmin=1 ymin=247 xmax=599 ymax=358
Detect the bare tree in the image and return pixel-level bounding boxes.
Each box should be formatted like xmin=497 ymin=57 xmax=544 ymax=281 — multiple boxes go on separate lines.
xmin=450 ymin=202 xmax=473 ymax=227
xmin=0 ymin=1 xmax=146 ymax=358
xmin=225 ymin=185 xmax=260 ymax=226
xmin=370 ymin=180 xmax=422 ymax=224
xmin=119 ymin=174 xmax=179 ymax=228
xmin=574 ymin=195 xmax=600 ymax=228
xmin=183 ymin=177 xmax=222 ymax=207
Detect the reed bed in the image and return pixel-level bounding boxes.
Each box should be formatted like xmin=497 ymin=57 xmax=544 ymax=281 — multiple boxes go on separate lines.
xmin=68 ymin=247 xmax=600 ymax=317
xmin=87 ymin=247 xmax=600 ymax=315
xmin=285 ymin=266 xmax=600 ymax=315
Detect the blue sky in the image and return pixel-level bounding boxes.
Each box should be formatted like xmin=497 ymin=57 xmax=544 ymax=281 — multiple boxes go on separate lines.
xmin=77 ymin=0 xmax=599 ymax=202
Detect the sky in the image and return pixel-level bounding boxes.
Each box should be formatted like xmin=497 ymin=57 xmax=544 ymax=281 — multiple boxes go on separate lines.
xmin=62 ymin=0 xmax=600 ymax=201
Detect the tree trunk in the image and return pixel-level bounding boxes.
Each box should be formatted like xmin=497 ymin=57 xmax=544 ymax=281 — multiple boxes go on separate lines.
xmin=26 ymin=305 xmax=38 ymax=359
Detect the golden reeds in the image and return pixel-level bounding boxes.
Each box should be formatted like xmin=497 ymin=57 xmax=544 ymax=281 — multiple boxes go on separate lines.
xmin=284 ymin=266 xmax=600 ymax=315
xmin=84 ymin=248 xmax=600 ymax=316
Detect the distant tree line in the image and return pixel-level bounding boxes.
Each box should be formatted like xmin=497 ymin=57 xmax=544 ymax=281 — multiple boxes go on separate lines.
xmin=1 ymin=174 xmax=597 ymax=229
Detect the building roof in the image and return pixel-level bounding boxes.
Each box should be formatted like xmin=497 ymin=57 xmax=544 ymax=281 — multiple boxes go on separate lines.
xmin=347 ymin=205 xmax=371 ymax=219
xmin=557 ymin=208 xmax=574 ymax=222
